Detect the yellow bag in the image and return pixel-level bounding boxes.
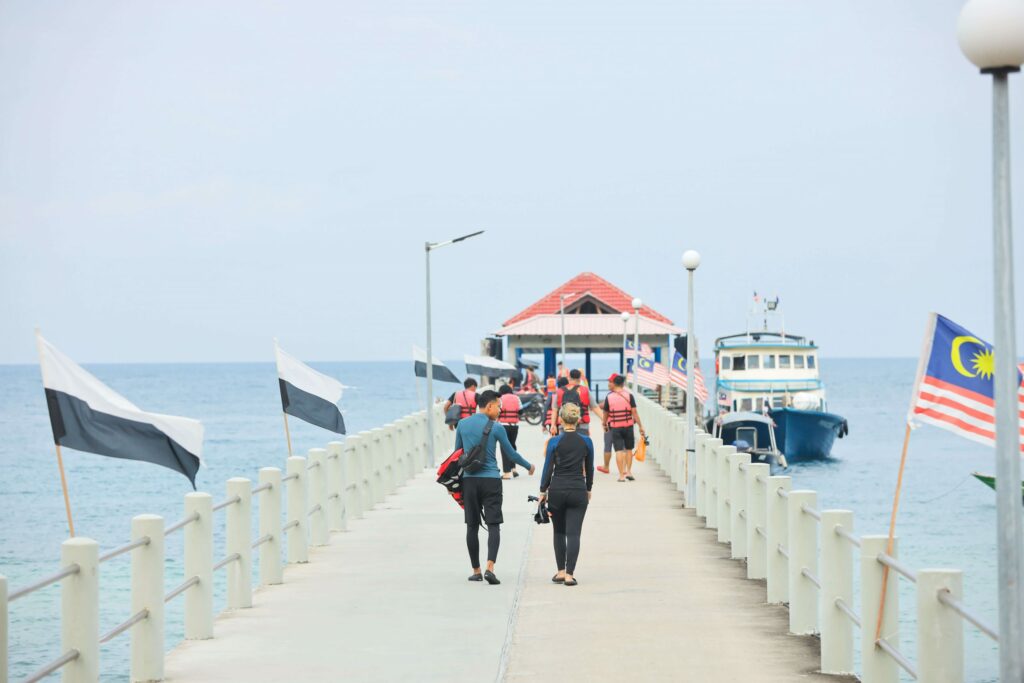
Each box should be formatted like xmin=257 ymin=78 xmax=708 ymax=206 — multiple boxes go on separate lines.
xmin=633 ymin=436 xmax=646 ymax=462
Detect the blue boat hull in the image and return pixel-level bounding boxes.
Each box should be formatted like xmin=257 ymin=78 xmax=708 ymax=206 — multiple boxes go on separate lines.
xmin=769 ymin=408 xmax=848 ymax=461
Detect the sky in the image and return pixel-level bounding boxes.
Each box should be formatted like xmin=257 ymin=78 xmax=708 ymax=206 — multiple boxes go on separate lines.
xmin=1 ymin=0 xmax=1021 ymax=364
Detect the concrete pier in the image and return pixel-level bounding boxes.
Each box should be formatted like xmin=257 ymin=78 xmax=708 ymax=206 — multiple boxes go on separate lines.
xmin=163 ymin=422 xmax=831 ymax=682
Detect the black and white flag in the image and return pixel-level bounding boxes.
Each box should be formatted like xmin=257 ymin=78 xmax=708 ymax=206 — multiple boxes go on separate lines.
xmin=275 ymin=342 xmax=346 ymax=434
xmin=412 ymin=346 xmax=460 ymax=383
xmin=464 ymin=354 xmax=517 ymax=378
xmin=37 ymin=333 xmax=204 ymax=486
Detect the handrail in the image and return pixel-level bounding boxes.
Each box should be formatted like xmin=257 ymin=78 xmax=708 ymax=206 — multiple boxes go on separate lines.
xmin=834 ymin=524 xmax=861 ymax=548
xmin=164 ymin=512 xmax=200 ymax=537
xmin=755 ymin=525 xmax=766 ymax=538
xmin=282 ymin=473 xmax=299 ymax=483
xmin=307 ymin=461 xmax=321 ymax=470
xmin=99 ymin=536 xmax=150 ymax=564
xmin=251 ymin=482 xmax=272 ymax=494
xmin=800 ymin=504 xmax=821 ymax=521
xmin=876 ymin=552 xmax=918 ymax=583
xmin=876 ymin=637 xmax=917 ymax=679
xmin=801 ymin=567 xmax=821 ymax=589
xmin=212 ymin=553 xmax=241 ymax=572
xmin=164 ymin=576 xmax=200 ymax=604
xmin=283 ymin=519 xmax=300 ymax=531
xmin=212 ymin=495 xmax=241 ymax=513
xmin=755 ymin=474 xmax=767 ymax=484
xmin=21 ymin=649 xmax=79 ymax=683
xmin=308 ymin=504 xmax=322 ymax=516
xmin=252 ymin=533 xmax=273 ymax=549
xmin=99 ymin=608 xmax=149 ymax=644
xmin=738 ymin=462 xmax=748 ymax=471
xmin=937 ymin=588 xmax=999 ymax=642
xmin=835 ymin=597 xmax=861 ymax=627
xmin=738 ymin=509 xmax=746 ymax=519
xmin=776 ymin=487 xmax=789 ymax=499
xmin=777 ymin=544 xmax=790 ymax=559
xmin=9 ymin=564 xmax=80 ymax=602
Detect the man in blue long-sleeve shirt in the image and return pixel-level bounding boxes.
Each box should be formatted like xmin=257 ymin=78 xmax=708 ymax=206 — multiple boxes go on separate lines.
xmin=455 ymin=389 xmax=535 ymax=585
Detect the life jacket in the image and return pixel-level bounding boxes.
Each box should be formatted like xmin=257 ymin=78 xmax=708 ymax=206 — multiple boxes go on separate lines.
xmin=543 ymin=391 xmax=555 ymax=427
xmin=558 ymin=384 xmax=591 ymax=423
xmin=606 ymin=390 xmax=634 ymax=428
xmin=525 ymin=369 xmax=537 ymax=387
xmin=498 ymin=394 xmax=520 ymax=424
xmin=454 ymin=390 xmax=476 ymax=419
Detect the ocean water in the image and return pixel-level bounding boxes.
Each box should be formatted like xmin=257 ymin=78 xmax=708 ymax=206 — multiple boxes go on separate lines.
xmin=0 ymin=359 xmax=1004 ymax=681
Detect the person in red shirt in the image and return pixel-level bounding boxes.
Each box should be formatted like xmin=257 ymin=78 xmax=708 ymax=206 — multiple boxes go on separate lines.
xmin=496 ymin=384 xmax=523 ymax=479
xmin=443 ymin=378 xmax=478 ymax=431
xmin=551 ymin=369 xmax=603 ymax=437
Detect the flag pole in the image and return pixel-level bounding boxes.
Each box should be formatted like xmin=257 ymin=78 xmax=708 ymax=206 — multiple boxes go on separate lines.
xmin=54 ymin=443 xmax=76 ymax=537
xmin=283 ymin=411 xmax=294 ymax=458
xmin=874 ymin=422 xmax=912 ymax=641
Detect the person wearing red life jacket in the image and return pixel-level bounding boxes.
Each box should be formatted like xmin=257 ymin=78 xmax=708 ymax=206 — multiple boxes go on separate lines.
xmin=443 ymin=378 xmax=478 ymax=431
xmin=551 ymin=369 xmax=603 ymax=437
xmin=544 ymin=377 xmax=567 ymax=432
xmin=497 ymin=384 xmax=523 ymax=479
xmin=601 ymin=374 xmax=645 ymax=482
xmin=596 ymin=373 xmax=620 ymax=474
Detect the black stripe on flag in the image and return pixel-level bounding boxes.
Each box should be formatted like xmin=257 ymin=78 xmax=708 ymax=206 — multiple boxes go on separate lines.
xmin=413 ymin=360 xmax=460 ymax=383
xmin=44 ymin=388 xmax=201 ymax=487
xmin=464 ymin=362 xmax=515 ymax=378
xmin=279 ymin=379 xmax=346 ymax=434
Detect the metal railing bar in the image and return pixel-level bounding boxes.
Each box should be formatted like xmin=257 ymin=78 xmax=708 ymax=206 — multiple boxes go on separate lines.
xmin=164 ymin=576 xmax=200 ymax=604
xmin=212 ymin=553 xmax=241 ymax=572
xmin=252 ymin=533 xmax=273 ymax=549
xmin=21 ymin=649 xmax=79 ymax=683
xmin=329 ymin=493 xmax=340 ymax=499
xmin=937 ymin=589 xmax=999 ymax=642
xmin=756 ymin=474 xmax=767 ymax=484
xmin=801 ymin=567 xmax=821 ymax=589
xmin=835 ymin=598 xmax=861 ymax=627
xmin=328 ymin=453 xmax=339 ymax=459
xmin=738 ymin=509 xmax=746 ymax=519
xmin=99 ymin=536 xmax=150 ymax=564
xmin=876 ymin=638 xmax=917 ymax=679
xmin=307 ymin=461 xmax=321 ymax=470
xmin=164 ymin=512 xmax=200 ymax=537
xmin=778 ymin=544 xmax=790 ymax=559
xmin=251 ymin=482 xmax=272 ymax=494
xmin=282 ymin=473 xmax=299 ymax=483
xmin=9 ymin=564 xmax=80 ymax=602
xmin=738 ymin=462 xmax=748 ymax=471
xmin=755 ymin=526 xmax=766 ymax=538
xmin=711 ymin=486 xmax=717 ymax=494
xmin=212 ymin=495 xmax=241 ymax=513
xmin=800 ymin=504 xmax=821 ymax=521
xmin=308 ymin=504 xmax=322 ymax=516
xmin=99 ymin=608 xmax=149 ymax=644
xmin=876 ymin=552 xmax=918 ymax=583
xmin=777 ymin=487 xmax=789 ymax=499
xmin=834 ymin=525 xmax=861 ymax=548
xmin=283 ymin=520 xmax=300 ymax=531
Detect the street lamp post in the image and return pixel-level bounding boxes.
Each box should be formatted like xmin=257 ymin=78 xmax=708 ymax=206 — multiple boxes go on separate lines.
xmin=424 ymin=230 xmax=484 ymax=467
xmin=631 ymin=297 xmax=642 ymax=392
xmin=560 ymin=292 xmax=576 ymax=375
xmin=957 ymin=2 xmax=1024 ymax=677
xmin=682 ymin=250 xmax=701 ymax=508
xmin=620 ymin=311 xmax=631 ymax=374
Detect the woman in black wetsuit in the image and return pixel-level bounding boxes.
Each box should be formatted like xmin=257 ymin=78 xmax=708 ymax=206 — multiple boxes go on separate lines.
xmin=538 ymin=403 xmax=595 ymax=587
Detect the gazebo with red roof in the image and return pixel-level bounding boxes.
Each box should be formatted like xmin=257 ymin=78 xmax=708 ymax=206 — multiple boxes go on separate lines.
xmin=494 ymin=272 xmax=683 ymax=381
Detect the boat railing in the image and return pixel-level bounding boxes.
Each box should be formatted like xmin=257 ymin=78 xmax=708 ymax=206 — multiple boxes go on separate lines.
xmin=637 ymin=394 xmax=992 ymax=682
xmin=0 ymin=405 xmax=451 ymax=683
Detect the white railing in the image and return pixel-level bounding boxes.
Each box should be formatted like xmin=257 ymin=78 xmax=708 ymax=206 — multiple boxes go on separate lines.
xmin=0 ymin=404 xmax=452 ymax=683
xmin=637 ymin=395 xmax=991 ymax=683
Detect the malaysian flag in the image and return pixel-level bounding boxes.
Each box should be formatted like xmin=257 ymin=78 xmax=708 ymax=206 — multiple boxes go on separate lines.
xmin=626 ymin=371 xmax=660 ymax=390
xmin=624 ymin=339 xmax=653 ymax=360
xmin=908 ymin=313 xmax=1023 ymax=449
xmin=637 ymin=356 xmax=669 ymax=386
xmin=669 ymin=351 xmax=709 ymax=402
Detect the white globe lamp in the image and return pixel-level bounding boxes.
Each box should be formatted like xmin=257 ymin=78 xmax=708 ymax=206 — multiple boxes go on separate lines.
xmin=682 ymin=250 xmax=701 ymax=271
xmin=957 ymin=0 xmax=1024 ymax=70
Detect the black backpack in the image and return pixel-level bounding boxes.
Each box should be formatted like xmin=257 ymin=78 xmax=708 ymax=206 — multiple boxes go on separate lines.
xmin=457 ymin=419 xmax=494 ymax=474
xmin=561 ymin=386 xmax=582 ymax=408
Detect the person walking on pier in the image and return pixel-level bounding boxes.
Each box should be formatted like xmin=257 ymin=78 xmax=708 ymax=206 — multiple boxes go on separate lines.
xmin=551 ymin=368 xmax=602 ymax=437
xmin=601 ymin=374 xmax=645 ymax=482
xmin=539 ymin=403 xmax=594 ymax=586
xmin=456 ymin=390 xmax=535 ymax=585
xmin=497 ymin=384 xmax=522 ymax=479
xmin=543 ymin=376 xmax=568 ymax=432
xmin=596 ymin=373 xmax=620 ymax=474
xmin=444 ymin=378 xmax=478 ymax=431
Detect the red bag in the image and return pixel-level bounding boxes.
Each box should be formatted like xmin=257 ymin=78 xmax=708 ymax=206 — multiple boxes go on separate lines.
xmin=436 ymin=449 xmax=465 ymax=509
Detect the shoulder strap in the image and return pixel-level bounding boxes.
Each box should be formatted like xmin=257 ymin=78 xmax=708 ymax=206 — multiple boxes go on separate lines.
xmin=483 ymin=419 xmax=494 ymax=437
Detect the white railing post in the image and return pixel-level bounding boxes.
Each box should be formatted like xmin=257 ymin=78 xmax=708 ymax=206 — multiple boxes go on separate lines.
xmin=385 ymin=424 xmax=399 ymax=493
xmin=918 ymin=569 xmax=963 ymax=683
xmin=695 ymin=435 xmax=706 ymax=518
xmin=308 ymin=448 xmax=329 ymax=546
xmin=746 ymin=463 xmax=770 ymax=579
xmin=343 ymin=436 xmax=363 ymax=520
xmin=326 ymin=441 xmax=347 ymax=531
xmin=787 ymin=490 xmax=818 ymax=635
xmin=184 ymin=492 xmax=212 ymax=639
xmin=360 ymin=431 xmax=378 ymax=507
xmin=861 ymin=535 xmax=899 ymax=683
xmin=287 ymin=456 xmax=308 ymax=564
xmin=716 ymin=445 xmax=736 ymax=543
xmin=820 ymin=510 xmax=854 ymax=675
xmin=688 ymin=430 xmax=705 ymax=503
xmin=258 ymin=467 xmax=283 ymax=585
xmin=1 ymin=573 xmax=7 ymax=683
xmin=130 ymin=514 xmax=164 ymax=683
xmin=766 ymin=475 xmax=791 ymax=604
xmin=370 ymin=428 xmax=385 ymax=503
xmin=225 ymin=477 xmax=252 ymax=609
xmin=62 ymin=536 xmax=99 ymax=683
xmin=703 ymin=438 xmax=722 ymax=524
xmin=729 ymin=453 xmax=751 ymax=559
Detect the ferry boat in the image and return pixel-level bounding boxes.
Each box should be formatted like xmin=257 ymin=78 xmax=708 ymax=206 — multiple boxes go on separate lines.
xmin=707 ymin=297 xmax=848 ymax=462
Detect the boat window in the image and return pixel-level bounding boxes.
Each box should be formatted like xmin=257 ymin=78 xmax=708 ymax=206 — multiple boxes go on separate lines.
xmin=740 ymin=398 xmax=753 ymax=411
xmin=807 ymin=355 xmax=816 ymax=369
xmin=733 ymin=356 xmax=746 ymax=371
xmin=764 ymin=354 xmax=776 ymax=369
xmin=779 ymin=354 xmax=791 ymax=369
xmin=755 ymin=397 xmax=763 ymax=412
xmin=772 ymin=397 xmax=784 ymax=408
xmin=747 ymin=355 xmax=760 ymax=369
xmin=795 ymin=355 xmax=805 ymax=369
xmin=721 ymin=356 xmax=732 ymax=370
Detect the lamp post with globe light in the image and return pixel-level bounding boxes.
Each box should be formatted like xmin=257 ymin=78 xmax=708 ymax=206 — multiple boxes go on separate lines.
xmin=620 ymin=311 xmax=631 ymax=374
xmin=631 ymin=298 xmax=642 ymax=392
xmin=683 ymin=250 xmax=701 ymax=507
xmin=957 ymin=0 xmax=1024 ymax=676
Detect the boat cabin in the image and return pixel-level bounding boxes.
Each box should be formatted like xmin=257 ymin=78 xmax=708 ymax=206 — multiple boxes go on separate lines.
xmin=714 ymin=332 xmax=827 ymax=414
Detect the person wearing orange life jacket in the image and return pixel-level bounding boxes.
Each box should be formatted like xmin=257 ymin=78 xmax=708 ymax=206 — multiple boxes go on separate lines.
xmin=552 ymin=369 xmax=603 ymax=437
xmin=543 ymin=377 xmax=566 ymax=432
xmin=496 ymin=384 xmax=523 ymax=479
xmin=443 ymin=378 xmax=478 ymax=431
xmin=601 ymin=374 xmax=645 ymax=482
xmin=596 ymin=372 xmax=620 ymax=475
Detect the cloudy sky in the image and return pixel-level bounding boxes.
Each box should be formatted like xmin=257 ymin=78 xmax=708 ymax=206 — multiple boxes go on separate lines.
xmin=1 ymin=0 xmax=1019 ymax=364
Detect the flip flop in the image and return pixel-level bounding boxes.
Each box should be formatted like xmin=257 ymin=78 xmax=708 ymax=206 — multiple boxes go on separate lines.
xmin=626 ymin=475 xmax=635 ymax=481
xmin=552 ymin=574 xmax=566 ymax=583
xmin=564 ymin=578 xmax=579 ymax=587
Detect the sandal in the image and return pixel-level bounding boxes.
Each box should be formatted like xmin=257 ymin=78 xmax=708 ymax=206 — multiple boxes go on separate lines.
xmin=564 ymin=578 xmax=578 ymax=587
xmin=552 ymin=574 xmax=565 ymax=584
xmin=626 ymin=475 xmax=635 ymax=481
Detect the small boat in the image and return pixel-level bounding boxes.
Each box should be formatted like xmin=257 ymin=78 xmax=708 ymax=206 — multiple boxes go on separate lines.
xmin=711 ymin=295 xmax=848 ymax=462
xmin=971 ymin=471 xmax=1024 ymax=504
xmin=708 ymin=411 xmax=788 ymax=471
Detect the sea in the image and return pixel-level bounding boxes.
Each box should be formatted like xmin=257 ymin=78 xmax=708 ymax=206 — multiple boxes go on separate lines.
xmin=0 ymin=358 xmax=1005 ymax=682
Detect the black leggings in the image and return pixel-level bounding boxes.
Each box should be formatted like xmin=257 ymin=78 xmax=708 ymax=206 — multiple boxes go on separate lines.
xmin=499 ymin=425 xmax=519 ymax=472
xmin=466 ymin=523 xmax=500 ymax=569
xmin=549 ymin=489 xmax=588 ymax=574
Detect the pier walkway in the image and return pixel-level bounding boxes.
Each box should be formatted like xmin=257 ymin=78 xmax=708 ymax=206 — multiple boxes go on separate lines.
xmin=164 ymin=421 xmax=828 ymax=683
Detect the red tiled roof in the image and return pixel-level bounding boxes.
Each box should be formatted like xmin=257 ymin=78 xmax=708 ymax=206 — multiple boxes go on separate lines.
xmin=502 ymin=272 xmax=674 ymax=326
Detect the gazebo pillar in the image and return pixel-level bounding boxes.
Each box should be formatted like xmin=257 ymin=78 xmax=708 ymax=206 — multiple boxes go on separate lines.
xmin=544 ymin=348 xmax=556 ymax=380
xmin=585 ymin=349 xmax=592 ymax=382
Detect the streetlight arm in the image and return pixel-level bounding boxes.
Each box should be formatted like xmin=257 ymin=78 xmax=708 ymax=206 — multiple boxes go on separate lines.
xmin=428 ymin=230 xmax=485 ymax=251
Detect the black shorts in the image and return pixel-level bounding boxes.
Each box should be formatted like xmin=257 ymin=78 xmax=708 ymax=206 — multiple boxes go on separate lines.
xmin=610 ymin=426 xmax=635 ymax=451
xmin=462 ymin=477 xmax=504 ymax=526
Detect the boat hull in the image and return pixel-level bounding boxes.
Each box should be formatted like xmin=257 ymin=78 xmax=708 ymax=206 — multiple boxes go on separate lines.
xmin=769 ymin=408 xmax=847 ymax=461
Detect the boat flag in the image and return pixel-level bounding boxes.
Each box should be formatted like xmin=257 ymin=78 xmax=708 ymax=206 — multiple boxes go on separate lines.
xmin=275 ymin=342 xmax=346 ymax=435
xmin=907 ymin=313 xmax=1023 ymax=449
xmin=37 ymin=332 xmax=204 ymax=487
xmin=624 ymin=339 xmax=653 ymax=360
xmin=463 ymin=354 xmax=517 ymax=378
xmin=669 ymin=351 xmax=710 ymax=402
xmin=413 ymin=346 xmax=460 ymax=383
